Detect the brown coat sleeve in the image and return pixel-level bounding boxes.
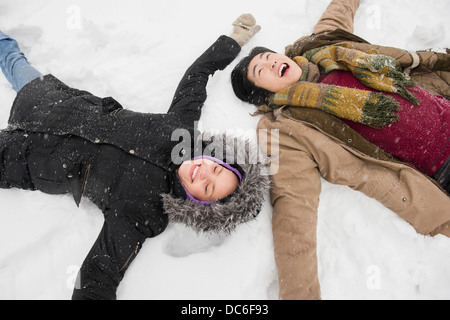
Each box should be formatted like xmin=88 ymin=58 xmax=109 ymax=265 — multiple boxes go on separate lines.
xmin=313 ymin=0 xmax=361 ymax=35
xmin=258 ymin=113 xmax=322 ymax=300
xmin=271 ymin=148 xmax=322 ymax=300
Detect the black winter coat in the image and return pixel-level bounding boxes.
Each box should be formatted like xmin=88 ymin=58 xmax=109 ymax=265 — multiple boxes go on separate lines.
xmin=0 ymin=35 xmax=240 ymax=299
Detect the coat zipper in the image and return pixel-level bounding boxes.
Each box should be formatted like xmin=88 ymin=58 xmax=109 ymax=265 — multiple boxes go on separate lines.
xmin=119 ymin=242 xmax=140 ymax=272
xmin=81 ymin=164 xmax=91 ymax=196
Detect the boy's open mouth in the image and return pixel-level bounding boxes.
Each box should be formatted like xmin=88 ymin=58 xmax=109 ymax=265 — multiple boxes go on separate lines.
xmin=278 ymin=63 xmax=289 ymax=77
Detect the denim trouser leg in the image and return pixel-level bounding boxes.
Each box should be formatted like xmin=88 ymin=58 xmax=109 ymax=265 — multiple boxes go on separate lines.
xmin=0 ymin=31 xmax=42 ymax=92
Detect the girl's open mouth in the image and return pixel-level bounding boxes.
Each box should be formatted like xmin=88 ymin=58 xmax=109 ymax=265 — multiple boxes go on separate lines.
xmin=190 ymin=164 xmax=201 ymax=183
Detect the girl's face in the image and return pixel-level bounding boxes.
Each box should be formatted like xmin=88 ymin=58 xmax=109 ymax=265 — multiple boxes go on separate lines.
xmin=177 ymin=158 xmax=238 ymax=202
xmin=247 ymin=52 xmax=303 ymax=93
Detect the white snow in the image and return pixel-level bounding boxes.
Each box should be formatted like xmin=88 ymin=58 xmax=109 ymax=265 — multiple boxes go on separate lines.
xmin=0 ymin=0 xmax=449 ymax=300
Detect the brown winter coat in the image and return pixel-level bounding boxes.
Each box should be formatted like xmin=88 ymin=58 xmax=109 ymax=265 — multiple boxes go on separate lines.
xmin=257 ymin=0 xmax=450 ymax=300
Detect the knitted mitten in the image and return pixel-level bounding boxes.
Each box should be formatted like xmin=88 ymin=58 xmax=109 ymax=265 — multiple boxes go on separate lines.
xmin=229 ymin=14 xmax=261 ymax=47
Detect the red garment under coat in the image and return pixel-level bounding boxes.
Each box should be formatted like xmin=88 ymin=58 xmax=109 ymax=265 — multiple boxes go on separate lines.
xmin=319 ymin=71 xmax=450 ymax=176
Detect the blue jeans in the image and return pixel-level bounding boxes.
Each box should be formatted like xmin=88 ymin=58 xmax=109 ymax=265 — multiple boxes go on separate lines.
xmin=0 ymin=31 xmax=42 ymax=92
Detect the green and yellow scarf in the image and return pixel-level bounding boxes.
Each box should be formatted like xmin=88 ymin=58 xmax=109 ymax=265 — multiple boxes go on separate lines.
xmin=268 ymin=44 xmax=420 ymax=128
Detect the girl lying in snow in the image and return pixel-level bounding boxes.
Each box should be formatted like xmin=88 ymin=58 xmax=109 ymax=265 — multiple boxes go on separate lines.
xmin=0 ymin=15 xmax=268 ymax=300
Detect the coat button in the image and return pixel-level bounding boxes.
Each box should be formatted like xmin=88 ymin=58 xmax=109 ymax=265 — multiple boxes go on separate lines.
xmin=67 ymin=173 xmax=74 ymax=179
xmin=94 ymin=138 xmax=100 ymax=143
xmin=402 ymin=197 xmax=407 ymax=202
xmin=129 ymin=149 xmax=135 ymax=154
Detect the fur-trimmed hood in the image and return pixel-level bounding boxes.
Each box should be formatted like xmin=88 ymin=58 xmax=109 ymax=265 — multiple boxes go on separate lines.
xmin=162 ymin=132 xmax=271 ymax=234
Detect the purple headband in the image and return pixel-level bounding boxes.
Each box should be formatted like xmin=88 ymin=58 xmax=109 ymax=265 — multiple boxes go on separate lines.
xmin=178 ymin=156 xmax=243 ymax=206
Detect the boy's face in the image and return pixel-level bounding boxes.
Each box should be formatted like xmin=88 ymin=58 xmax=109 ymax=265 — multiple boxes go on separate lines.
xmin=247 ymin=52 xmax=303 ymax=93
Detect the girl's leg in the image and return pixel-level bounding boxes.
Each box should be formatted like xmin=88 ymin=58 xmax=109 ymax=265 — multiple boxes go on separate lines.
xmin=0 ymin=130 xmax=36 ymax=191
xmin=0 ymin=31 xmax=42 ymax=92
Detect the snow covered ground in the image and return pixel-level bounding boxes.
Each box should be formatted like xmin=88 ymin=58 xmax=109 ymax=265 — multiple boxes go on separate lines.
xmin=0 ymin=0 xmax=449 ymax=300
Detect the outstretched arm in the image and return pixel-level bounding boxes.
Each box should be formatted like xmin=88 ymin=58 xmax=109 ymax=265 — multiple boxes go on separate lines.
xmin=166 ymin=35 xmax=241 ymax=119
xmin=312 ymin=0 xmax=361 ymax=35
xmin=167 ymin=14 xmax=260 ymax=123
xmin=72 ymin=200 xmax=166 ymax=300
xmin=257 ymin=114 xmax=323 ymax=300
xmin=71 ymin=217 xmax=147 ymax=300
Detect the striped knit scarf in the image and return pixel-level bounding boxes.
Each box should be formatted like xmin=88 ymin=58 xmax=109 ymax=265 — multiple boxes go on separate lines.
xmin=268 ymin=45 xmax=420 ymax=128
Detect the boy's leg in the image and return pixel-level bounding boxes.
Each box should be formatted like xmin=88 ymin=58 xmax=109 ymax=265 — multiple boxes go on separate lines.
xmin=0 ymin=31 xmax=42 ymax=92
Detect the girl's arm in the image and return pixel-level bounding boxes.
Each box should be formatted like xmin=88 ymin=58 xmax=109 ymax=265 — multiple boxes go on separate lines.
xmin=166 ymin=35 xmax=241 ymax=120
xmin=167 ymin=14 xmax=260 ymax=125
xmin=71 ymin=200 xmax=166 ymax=300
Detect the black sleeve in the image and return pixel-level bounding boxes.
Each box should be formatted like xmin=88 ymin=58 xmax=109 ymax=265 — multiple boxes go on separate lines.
xmin=71 ymin=201 xmax=167 ymax=300
xmin=167 ymin=35 xmax=241 ymax=122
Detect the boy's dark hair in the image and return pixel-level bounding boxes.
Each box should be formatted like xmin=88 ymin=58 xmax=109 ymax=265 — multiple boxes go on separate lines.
xmin=231 ymin=47 xmax=275 ymax=106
